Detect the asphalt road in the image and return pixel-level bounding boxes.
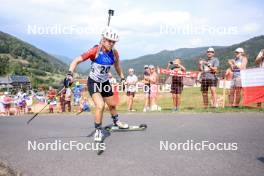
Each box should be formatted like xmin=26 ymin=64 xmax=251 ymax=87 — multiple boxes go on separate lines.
xmin=0 ymin=112 xmax=264 ymax=176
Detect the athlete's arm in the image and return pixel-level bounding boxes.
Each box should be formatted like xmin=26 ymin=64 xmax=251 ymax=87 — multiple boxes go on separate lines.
xmin=69 ymin=47 xmax=97 ymax=73
xmin=69 ymin=56 xmax=83 ymax=73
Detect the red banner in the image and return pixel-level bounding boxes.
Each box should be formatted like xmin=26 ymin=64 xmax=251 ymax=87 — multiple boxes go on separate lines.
xmin=158 ymin=68 xmax=199 ymax=78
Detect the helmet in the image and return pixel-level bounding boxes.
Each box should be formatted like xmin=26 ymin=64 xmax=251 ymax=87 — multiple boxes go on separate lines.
xmin=75 ymin=81 xmax=80 ymax=86
xmin=102 ymin=27 xmax=119 ymax=42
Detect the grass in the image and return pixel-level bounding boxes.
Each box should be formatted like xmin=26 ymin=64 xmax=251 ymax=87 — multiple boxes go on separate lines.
xmin=115 ymin=87 xmax=264 ymax=113
xmin=27 ymin=87 xmax=263 ymax=115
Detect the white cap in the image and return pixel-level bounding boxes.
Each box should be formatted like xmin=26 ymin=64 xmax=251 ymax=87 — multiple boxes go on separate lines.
xmin=149 ymin=65 xmax=155 ymax=69
xmin=207 ymin=47 xmax=215 ymax=52
xmin=102 ymin=27 xmax=119 ymax=42
xmin=235 ymin=48 xmax=244 ymax=53
xmin=144 ymin=65 xmax=149 ymax=68
xmin=4 ymin=92 xmax=8 ymax=95
xmin=128 ymin=68 xmax=134 ymax=72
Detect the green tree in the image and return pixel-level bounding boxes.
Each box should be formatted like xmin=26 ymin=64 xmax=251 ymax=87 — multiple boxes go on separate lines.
xmin=0 ymin=55 xmax=10 ymax=75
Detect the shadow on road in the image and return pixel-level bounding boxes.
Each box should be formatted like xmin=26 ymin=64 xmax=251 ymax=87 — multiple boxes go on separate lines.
xmin=257 ymin=157 xmax=264 ymax=164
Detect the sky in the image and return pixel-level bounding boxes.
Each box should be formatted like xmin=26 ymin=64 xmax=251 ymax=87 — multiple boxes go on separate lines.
xmin=0 ymin=0 xmax=263 ymax=60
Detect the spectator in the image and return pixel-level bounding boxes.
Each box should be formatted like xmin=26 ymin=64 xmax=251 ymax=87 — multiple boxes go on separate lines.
xmin=0 ymin=93 xmax=5 ymax=116
xmin=65 ymin=87 xmax=72 ymax=112
xmin=108 ymin=72 xmax=117 ymax=85
xmin=126 ymin=68 xmax=138 ymax=112
xmin=199 ymin=47 xmax=219 ymax=108
xmin=73 ymin=82 xmax=82 ymax=108
xmin=225 ymin=67 xmax=233 ymax=106
xmin=25 ymin=94 xmax=33 ymax=114
xmin=149 ymin=65 xmax=161 ymax=111
xmin=143 ymin=65 xmax=151 ymax=112
xmin=48 ymin=86 xmax=56 ymax=113
xmin=167 ymin=58 xmax=186 ymax=112
xmin=255 ymin=49 xmax=264 ymax=108
xmin=59 ymin=89 xmax=66 ymax=112
xmin=229 ymin=48 xmax=248 ymax=107
xmin=2 ymin=92 xmax=12 ymax=116
xmin=80 ymin=97 xmax=90 ymax=112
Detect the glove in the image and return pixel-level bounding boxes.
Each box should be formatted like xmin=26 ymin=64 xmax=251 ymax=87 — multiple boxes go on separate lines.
xmin=64 ymin=71 xmax=73 ymax=88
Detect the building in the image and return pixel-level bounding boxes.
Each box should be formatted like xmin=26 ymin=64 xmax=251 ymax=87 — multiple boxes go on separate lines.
xmin=0 ymin=75 xmax=31 ymax=91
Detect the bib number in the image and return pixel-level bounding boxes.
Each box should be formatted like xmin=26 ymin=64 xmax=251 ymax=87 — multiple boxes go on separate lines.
xmin=100 ymin=66 xmax=110 ymax=74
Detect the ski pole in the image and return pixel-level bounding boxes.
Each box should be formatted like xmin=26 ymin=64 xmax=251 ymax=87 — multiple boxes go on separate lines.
xmin=27 ymin=87 xmax=66 ymax=124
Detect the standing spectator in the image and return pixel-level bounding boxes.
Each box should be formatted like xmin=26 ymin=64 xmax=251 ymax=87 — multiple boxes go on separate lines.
xmin=25 ymin=94 xmax=33 ymax=114
xmin=0 ymin=93 xmax=5 ymax=116
xmin=108 ymin=72 xmax=117 ymax=85
xmin=149 ymin=65 xmax=161 ymax=111
xmin=225 ymin=67 xmax=233 ymax=106
xmin=126 ymin=68 xmax=138 ymax=112
xmin=3 ymin=92 xmax=12 ymax=116
xmin=167 ymin=58 xmax=186 ymax=112
xmin=143 ymin=65 xmax=151 ymax=112
xmin=65 ymin=87 xmax=72 ymax=112
xmin=255 ymin=49 xmax=264 ymax=108
xmin=47 ymin=86 xmax=56 ymax=113
xmin=199 ymin=47 xmax=219 ymax=108
xmin=229 ymin=48 xmax=248 ymax=107
xmin=73 ymin=81 xmax=82 ymax=107
xmin=59 ymin=89 xmax=66 ymax=112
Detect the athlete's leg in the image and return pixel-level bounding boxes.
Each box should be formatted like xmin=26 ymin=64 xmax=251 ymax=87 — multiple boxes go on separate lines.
xmin=104 ymin=95 xmax=128 ymax=128
xmin=104 ymin=95 xmax=117 ymax=116
xmin=91 ymin=93 xmax=105 ymax=124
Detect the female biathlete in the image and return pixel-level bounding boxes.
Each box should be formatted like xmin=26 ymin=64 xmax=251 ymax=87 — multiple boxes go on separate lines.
xmin=65 ymin=27 xmax=128 ymax=142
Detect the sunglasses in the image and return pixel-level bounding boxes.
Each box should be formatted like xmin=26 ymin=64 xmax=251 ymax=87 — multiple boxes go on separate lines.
xmin=207 ymin=51 xmax=214 ymax=53
xmin=106 ymin=39 xmax=116 ymax=44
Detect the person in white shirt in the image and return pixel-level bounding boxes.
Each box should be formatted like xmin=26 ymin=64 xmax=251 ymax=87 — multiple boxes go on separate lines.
xmin=108 ymin=72 xmax=117 ymax=85
xmin=126 ymin=68 xmax=138 ymax=112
